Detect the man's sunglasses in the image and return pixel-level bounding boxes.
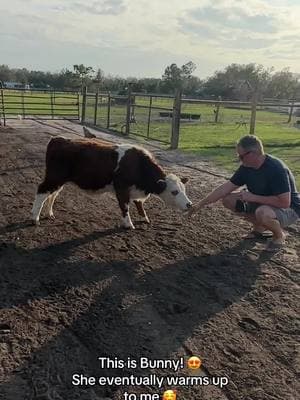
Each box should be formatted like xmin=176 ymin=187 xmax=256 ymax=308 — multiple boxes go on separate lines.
xmin=238 ymin=151 xmax=252 ymax=161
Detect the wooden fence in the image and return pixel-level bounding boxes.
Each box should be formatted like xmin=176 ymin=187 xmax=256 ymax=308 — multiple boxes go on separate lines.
xmin=81 ymin=86 xmax=299 ymax=148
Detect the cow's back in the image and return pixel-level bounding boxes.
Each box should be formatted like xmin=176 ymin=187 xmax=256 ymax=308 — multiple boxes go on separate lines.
xmin=45 ymin=137 xmax=119 ymax=190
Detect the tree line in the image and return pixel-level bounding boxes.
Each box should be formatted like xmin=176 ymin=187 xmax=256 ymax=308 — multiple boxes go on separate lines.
xmin=0 ymin=62 xmax=299 ymax=100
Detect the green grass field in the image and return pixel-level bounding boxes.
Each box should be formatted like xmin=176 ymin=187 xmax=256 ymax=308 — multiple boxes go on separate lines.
xmin=1 ymin=90 xmax=79 ymax=117
xmin=2 ymin=90 xmax=299 ymax=186
xmin=137 ymin=97 xmax=300 ymax=187
xmin=179 ymin=122 xmax=300 ymax=187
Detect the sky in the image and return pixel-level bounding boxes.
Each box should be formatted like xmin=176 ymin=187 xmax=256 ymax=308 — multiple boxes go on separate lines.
xmin=0 ymin=0 xmax=299 ymax=79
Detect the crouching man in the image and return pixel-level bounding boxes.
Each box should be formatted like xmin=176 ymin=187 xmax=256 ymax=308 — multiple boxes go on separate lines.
xmin=188 ymin=135 xmax=300 ymax=251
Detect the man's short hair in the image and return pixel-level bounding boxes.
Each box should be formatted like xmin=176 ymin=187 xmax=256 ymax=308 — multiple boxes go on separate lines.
xmin=237 ymin=135 xmax=264 ymax=154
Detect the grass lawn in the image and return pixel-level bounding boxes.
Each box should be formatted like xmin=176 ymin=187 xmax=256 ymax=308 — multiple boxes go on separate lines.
xmin=179 ymin=121 xmax=300 ymax=187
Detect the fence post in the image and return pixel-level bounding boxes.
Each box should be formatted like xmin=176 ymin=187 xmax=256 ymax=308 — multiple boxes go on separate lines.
xmin=287 ymin=100 xmax=294 ymax=123
xmin=21 ymin=89 xmax=26 ymax=119
xmin=94 ymin=90 xmax=99 ymax=125
xmin=50 ymin=91 xmax=54 ymax=119
xmin=0 ymin=85 xmax=5 ymax=126
xmin=77 ymin=92 xmax=80 ymax=120
xmin=125 ymin=83 xmax=133 ymax=136
xmin=107 ymin=92 xmax=111 ymax=129
xmin=81 ymin=86 xmax=87 ymax=123
xmin=170 ymin=89 xmax=182 ymax=149
xmin=215 ymin=96 xmax=222 ymax=123
xmin=249 ymin=92 xmax=257 ymax=135
xmin=147 ymin=96 xmax=153 ymax=138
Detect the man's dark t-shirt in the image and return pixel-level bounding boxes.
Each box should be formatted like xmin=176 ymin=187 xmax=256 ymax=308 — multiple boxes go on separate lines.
xmin=230 ymin=154 xmax=300 ymax=216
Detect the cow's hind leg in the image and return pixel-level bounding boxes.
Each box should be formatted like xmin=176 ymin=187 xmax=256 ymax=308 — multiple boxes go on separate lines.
xmin=115 ymin=190 xmax=135 ymax=229
xmin=32 ymin=180 xmax=61 ymax=225
xmin=32 ymin=192 xmax=50 ymax=225
xmin=44 ymin=186 xmax=64 ymax=219
xmin=134 ymin=200 xmax=150 ymax=224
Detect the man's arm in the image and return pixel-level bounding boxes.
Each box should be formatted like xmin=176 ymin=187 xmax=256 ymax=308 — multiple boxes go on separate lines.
xmin=239 ymin=191 xmax=291 ymax=208
xmin=189 ymin=180 xmax=239 ymax=215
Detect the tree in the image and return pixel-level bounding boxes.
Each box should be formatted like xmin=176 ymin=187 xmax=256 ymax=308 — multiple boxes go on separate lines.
xmin=73 ymin=64 xmax=95 ymax=92
xmin=55 ymin=69 xmax=78 ymax=90
xmin=27 ymin=70 xmax=49 ymax=88
xmin=139 ymin=78 xmax=161 ymax=93
xmin=14 ymin=68 xmax=29 ymax=85
xmin=92 ymin=68 xmax=104 ymax=91
xmin=161 ymin=61 xmax=197 ymax=93
xmin=203 ymin=63 xmax=272 ymax=100
xmin=265 ymin=68 xmax=300 ymax=99
xmin=184 ymin=76 xmax=203 ymax=96
xmin=101 ymin=75 xmax=127 ymax=93
xmin=0 ymin=65 xmax=14 ymax=83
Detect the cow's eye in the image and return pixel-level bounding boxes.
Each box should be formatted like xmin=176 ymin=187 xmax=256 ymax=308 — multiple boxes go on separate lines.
xmin=171 ymin=190 xmax=179 ymax=196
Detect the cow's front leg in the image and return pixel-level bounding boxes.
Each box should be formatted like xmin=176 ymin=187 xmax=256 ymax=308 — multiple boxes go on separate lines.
xmin=134 ymin=200 xmax=150 ymax=224
xmin=116 ymin=189 xmax=135 ymax=229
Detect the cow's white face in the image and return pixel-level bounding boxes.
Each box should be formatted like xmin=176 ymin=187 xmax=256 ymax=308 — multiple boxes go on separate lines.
xmin=158 ymin=174 xmax=192 ymax=211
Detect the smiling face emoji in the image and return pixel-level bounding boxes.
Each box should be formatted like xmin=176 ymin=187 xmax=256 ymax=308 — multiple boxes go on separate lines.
xmin=187 ymin=356 xmax=202 ymax=370
xmin=163 ymin=389 xmax=176 ymax=400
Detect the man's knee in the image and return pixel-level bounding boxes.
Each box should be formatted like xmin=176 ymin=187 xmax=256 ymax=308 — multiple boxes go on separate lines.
xmin=255 ymin=205 xmax=276 ymax=223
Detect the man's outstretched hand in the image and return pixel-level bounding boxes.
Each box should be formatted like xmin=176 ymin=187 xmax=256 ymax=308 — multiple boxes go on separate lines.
xmin=186 ymin=204 xmax=200 ymax=218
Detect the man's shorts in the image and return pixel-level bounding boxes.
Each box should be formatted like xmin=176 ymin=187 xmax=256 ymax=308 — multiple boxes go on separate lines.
xmin=235 ymin=200 xmax=299 ymax=228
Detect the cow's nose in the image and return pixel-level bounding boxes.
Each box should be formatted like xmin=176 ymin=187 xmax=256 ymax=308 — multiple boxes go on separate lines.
xmin=186 ymin=202 xmax=192 ymax=209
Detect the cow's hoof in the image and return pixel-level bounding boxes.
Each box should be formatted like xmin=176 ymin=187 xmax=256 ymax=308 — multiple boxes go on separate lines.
xmin=121 ymin=223 xmax=135 ymax=230
xmin=142 ymin=217 xmax=150 ymax=224
xmin=32 ymin=219 xmax=40 ymax=226
xmin=48 ymin=213 xmax=55 ymax=220
xmin=121 ymin=216 xmax=135 ymax=230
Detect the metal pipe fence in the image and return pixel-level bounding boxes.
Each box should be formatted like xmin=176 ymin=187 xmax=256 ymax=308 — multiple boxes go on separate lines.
xmin=82 ymin=89 xmax=175 ymax=145
xmin=0 ymin=88 xmax=80 ymax=124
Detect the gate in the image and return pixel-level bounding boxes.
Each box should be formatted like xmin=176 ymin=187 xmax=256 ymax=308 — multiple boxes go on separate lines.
xmin=81 ymin=87 xmax=177 ymax=146
xmin=0 ymin=88 xmax=80 ymax=125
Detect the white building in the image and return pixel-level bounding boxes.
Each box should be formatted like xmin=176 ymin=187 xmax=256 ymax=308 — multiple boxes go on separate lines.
xmin=3 ymin=81 xmax=30 ymax=89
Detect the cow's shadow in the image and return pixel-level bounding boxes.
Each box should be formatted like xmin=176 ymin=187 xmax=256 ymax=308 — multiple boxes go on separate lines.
xmin=0 ymin=227 xmax=272 ymax=399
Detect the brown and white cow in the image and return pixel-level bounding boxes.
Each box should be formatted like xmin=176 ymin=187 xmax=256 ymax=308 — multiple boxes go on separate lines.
xmin=32 ymin=135 xmax=192 ymax=229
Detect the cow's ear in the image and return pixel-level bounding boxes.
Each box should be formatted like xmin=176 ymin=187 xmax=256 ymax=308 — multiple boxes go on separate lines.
xmin=156 ymin=179 xmax=167 ymax=191
xmin=181 ymin=177 xmax=189 ymax=184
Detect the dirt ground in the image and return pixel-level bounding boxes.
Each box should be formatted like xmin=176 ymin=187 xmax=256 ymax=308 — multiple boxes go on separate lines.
xmin=0 ymin=119 xmax=299 ymax=400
